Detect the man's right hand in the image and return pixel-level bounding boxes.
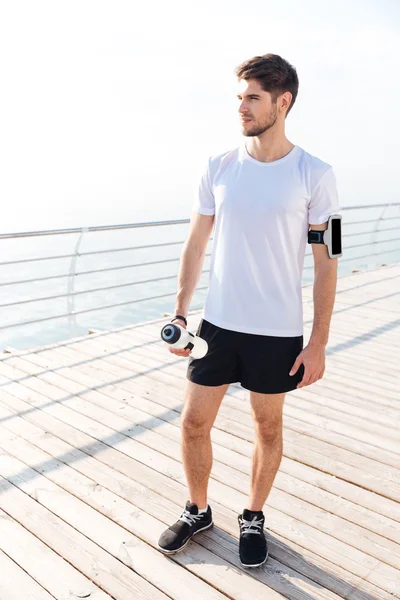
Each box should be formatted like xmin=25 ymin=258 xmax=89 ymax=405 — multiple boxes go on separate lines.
xmin=168 ymin=318 xmax=192 ymax=357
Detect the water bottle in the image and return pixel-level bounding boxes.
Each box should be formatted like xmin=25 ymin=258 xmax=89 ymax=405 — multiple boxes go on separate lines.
xmin=160 ymin=322 xmax=208 ymax=359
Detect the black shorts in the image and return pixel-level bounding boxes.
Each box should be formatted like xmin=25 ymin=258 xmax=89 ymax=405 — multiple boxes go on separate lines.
xmin=186 ymin=318 xmax=305 ymax=394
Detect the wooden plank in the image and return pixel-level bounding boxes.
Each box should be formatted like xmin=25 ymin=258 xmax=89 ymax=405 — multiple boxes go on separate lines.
xmin=0 ymin=549 xmax=56 ymax=600
xmin=322 ymin=318 xmax=400 ymax=344
xmin=0 ymin=509 xmax=113 ymax=600
xmin=323 ymin=358 xmax=400 ymax=388
xmin=0 ymin=399 xmax=392 ymax=600
xmin=320 ymin=315 xmax=400 ymax=330
xmin=300 ymin=375 xmax=400 ymax=409
xmin=314 ymin=315 xmax=400 ymax=345
xmin=331 ymin=312 xmax=400 ymax=331
xmin=0 ymin=370 xmax=398 ymax=594
xmin=282 ymin=413 xmax=400 ymax=470
xmin=332 ymin=282 xmax=400 ymax=302
xmin=312 ymin=303 xmax=400 ymax=326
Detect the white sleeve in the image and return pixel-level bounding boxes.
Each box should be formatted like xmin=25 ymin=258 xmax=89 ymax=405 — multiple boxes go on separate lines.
xmin=192 ymin=157 xmax=215 ymax=215
xmin=308 ymin=167 xmax=340 ymax=225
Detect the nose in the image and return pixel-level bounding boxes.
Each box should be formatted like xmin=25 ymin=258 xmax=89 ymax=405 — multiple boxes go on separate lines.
xmin=238 ymin=99 xmax=249 ymax=114
xmin=239 ymin=106 xmax=251 ymax=117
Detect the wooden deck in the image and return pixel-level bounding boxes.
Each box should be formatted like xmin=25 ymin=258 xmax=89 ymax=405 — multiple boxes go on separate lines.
xmin=0 ymin=263 xmax=399 ymax=600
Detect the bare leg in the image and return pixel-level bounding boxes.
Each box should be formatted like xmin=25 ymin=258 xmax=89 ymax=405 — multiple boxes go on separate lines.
xmin=181 ymin=429 xmax=213 ymax=508
xmin=247 ymin=391 xmax=286 ymax=512
xmin=248 ymin=429 xmax=283 ymax=511
xmin=180 ymin=379 xmax=230 ymax=508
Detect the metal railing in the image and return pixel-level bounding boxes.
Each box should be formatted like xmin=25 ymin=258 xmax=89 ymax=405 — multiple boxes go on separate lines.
xmin=1 ymin=202 xmax=399 ymax=338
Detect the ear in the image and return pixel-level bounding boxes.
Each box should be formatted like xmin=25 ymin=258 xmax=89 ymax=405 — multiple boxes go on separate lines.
xmin=281 ymin=91 xmax=293 ymax=114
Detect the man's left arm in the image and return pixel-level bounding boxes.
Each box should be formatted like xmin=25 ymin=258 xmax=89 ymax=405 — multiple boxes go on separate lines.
xmin=308 ymin=221 xmax=338 ymax=348
xmin=290 ymin=220 xmax=337 ymax=388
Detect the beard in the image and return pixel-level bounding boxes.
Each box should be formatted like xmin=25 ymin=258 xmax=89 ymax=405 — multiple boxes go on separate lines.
xmin=243 ymin=106 xmax=278 ymax=137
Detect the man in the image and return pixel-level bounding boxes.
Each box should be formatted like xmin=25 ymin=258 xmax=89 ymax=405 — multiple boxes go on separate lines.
xmin=157 ymin=53 xmax=339 ymax=568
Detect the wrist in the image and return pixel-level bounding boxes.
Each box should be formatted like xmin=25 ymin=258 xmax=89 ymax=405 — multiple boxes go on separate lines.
xmin=308 ymin=338 xmax=327 ymax=349
xmin=171 ymin=314 xmax=187 ymax=326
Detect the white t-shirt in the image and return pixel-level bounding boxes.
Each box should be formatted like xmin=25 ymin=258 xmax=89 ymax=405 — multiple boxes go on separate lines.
xmin=192 ymin=140 xmax=341 ymax=337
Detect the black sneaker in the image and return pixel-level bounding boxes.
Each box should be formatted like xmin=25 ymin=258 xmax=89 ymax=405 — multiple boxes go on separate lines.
xmin=157 ymin=500 xmax=213 ymax=554
xmin=238 ymin=508 xmax=268 ymax=567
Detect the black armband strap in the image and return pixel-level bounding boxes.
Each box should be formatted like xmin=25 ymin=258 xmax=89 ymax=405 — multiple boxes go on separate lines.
xmin=307 ymin=230 xmax=324 ymax=244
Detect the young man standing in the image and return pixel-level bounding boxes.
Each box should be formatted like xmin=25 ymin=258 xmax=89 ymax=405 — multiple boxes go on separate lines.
xmin=158 ymin=53 xmax=339 ymax=568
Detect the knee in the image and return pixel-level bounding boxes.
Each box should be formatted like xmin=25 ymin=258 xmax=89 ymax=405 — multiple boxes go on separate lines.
xmin=181 ymin=416 xmax=211 ymax=436
xmin=255 ymin=420 xmax=282 ymax=443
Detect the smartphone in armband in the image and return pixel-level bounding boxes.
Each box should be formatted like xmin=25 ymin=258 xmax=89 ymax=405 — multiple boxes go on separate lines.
xmin=308 ymin=214 xmax=342 ymax=258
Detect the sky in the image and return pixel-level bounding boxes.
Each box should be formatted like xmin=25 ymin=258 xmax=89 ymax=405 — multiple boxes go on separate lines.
xmin=0 ymin=0 xmax=399 ymax=233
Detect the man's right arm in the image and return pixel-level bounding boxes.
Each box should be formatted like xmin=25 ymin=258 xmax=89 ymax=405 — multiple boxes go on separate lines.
xmin=173 ymin=211 xmax=215 ymax=320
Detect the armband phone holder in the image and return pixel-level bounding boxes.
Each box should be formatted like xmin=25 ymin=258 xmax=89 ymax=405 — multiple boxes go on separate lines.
xmin=307 ymin=213 xmax=342 ymax=258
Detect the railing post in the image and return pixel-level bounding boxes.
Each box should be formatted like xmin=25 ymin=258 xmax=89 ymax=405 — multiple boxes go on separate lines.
xmin=67 ymin=227 xmax=89 ymax=338
xmin=371 ymin=201 xmax=398 ymax=259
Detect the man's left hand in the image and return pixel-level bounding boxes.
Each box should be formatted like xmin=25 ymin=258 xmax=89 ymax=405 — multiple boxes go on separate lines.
xmin=289 ymin=343 xmax=326 ymax=388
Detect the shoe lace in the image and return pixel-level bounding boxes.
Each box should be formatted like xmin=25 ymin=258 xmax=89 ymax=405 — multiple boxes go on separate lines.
xmin=179 ymin=508 xmax=203 ymax=526
xmin=239 ymin=515 xmax=263 ymax=535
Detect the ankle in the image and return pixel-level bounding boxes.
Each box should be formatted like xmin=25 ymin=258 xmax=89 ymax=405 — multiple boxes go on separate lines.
xmin=190 ymin=500 xmax=208 ymax=511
